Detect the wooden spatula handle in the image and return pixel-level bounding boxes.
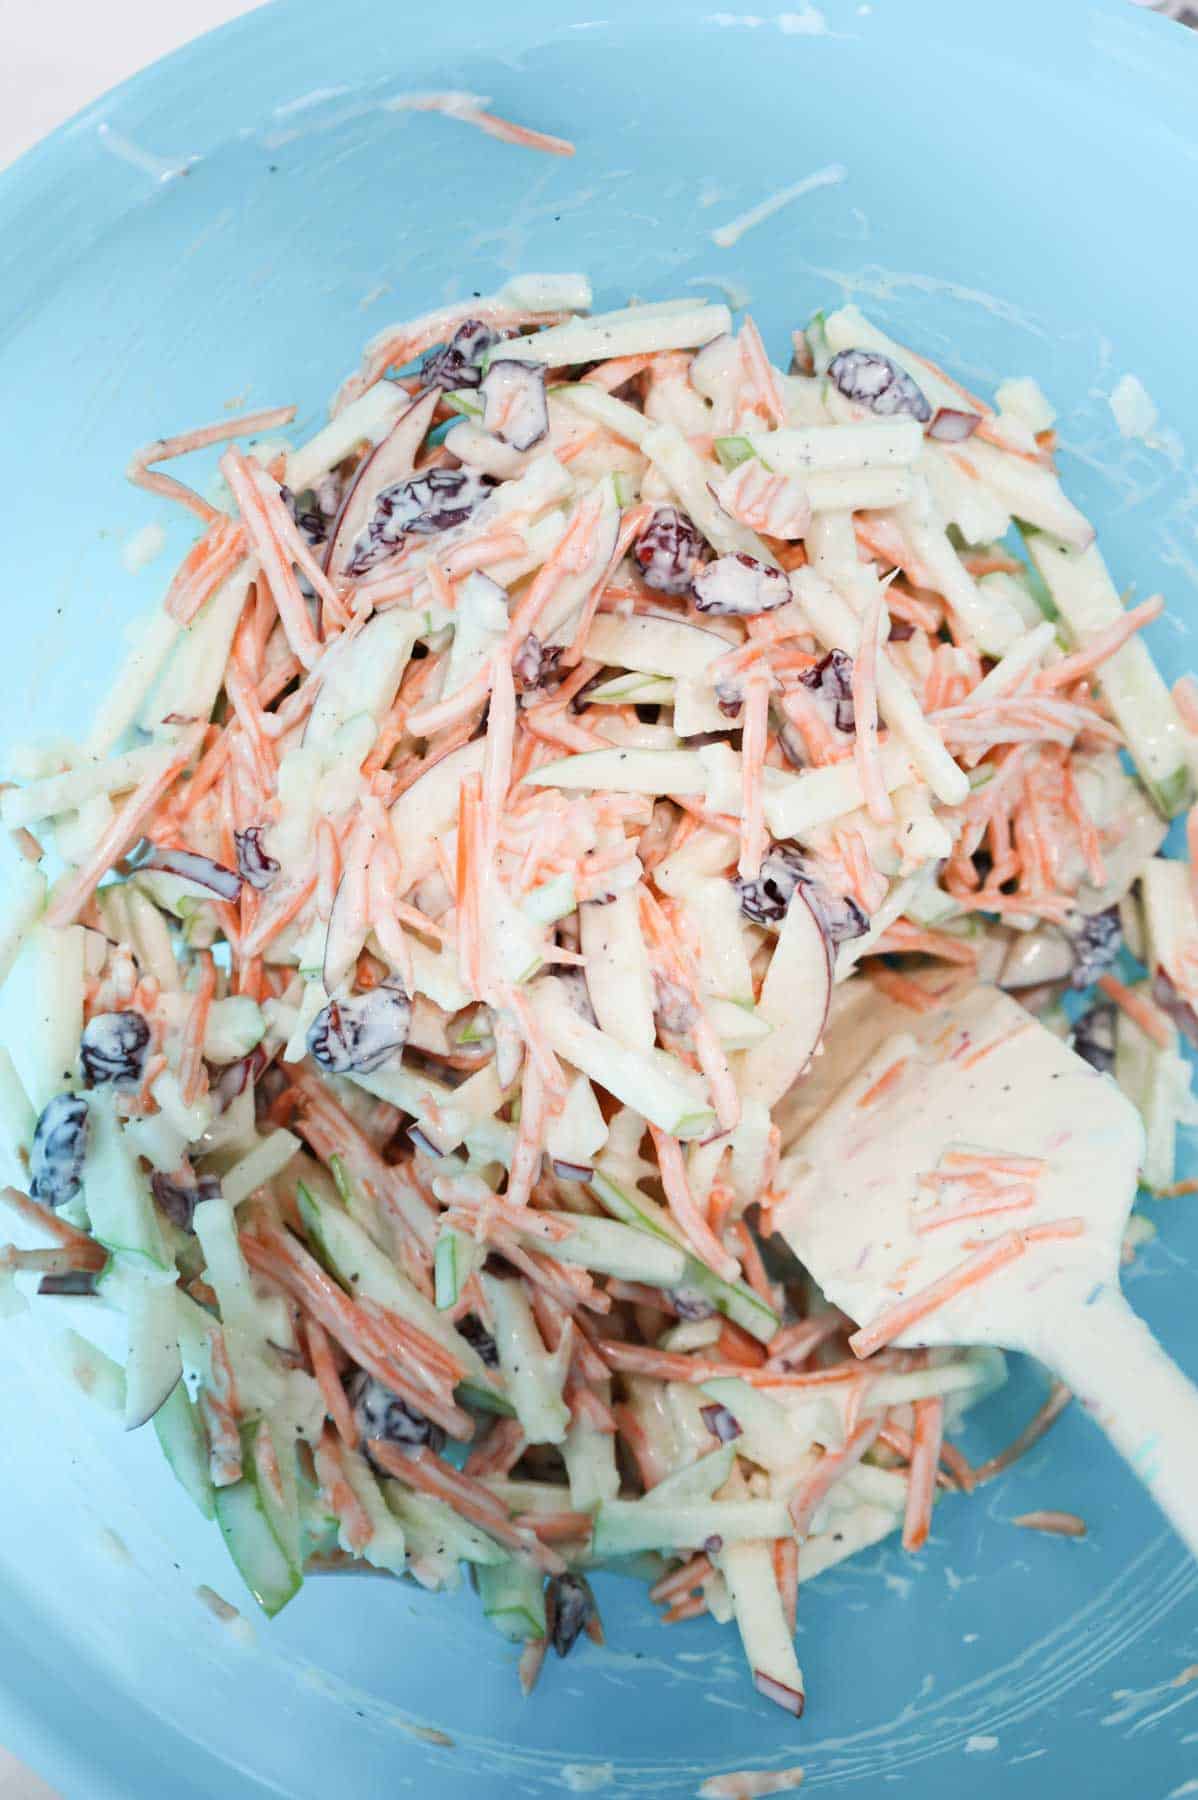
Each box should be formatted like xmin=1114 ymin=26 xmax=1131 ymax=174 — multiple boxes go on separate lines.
xmin=1046 ymin=1289 xmax=1198 ymax=1559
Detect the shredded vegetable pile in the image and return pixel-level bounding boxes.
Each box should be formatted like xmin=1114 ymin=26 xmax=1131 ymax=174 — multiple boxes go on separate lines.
xmin=4 ymin=272 xmax=1198 ymax=1718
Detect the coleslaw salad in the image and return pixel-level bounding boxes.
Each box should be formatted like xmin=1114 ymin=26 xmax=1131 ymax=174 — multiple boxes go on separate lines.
xmin=1 ymin=271 xmax=1196 ymax=1720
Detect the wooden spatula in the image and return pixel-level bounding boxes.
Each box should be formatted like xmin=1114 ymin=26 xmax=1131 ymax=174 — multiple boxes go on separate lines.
xmin=773 ymin=982 xmax=1198 ymax=1553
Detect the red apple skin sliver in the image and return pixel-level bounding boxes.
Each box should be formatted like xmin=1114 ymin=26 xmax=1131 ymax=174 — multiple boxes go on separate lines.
xmin=754 ymin=1670 xmax=805 ymax=1718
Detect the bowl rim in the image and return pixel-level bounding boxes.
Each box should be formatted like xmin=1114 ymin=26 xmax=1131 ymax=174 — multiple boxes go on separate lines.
xmin=2 ymin=1 xmax=1198 ymax=1795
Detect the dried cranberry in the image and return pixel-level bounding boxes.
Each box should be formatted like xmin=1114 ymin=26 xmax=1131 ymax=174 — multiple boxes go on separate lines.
xmin=549 ymin=1572 xmax=595 ymax=1658
xmin=692 ymin=553 xmax=790 ymax=617
xmin=827 ymin=348 xmax=931 ymax=421
xmin=700 ymin=1404 xmax=743 ymax=1444
xmin=419 ymin=320 xmax=498 ymax=392
xmin=1072 ymin=1001 xmax=1116 ymax=1074
xmin=633 ymin=506 xmax=705 ymax=596
xmin=345 ymin=468 xmax=495 ymax=577
xmin=234 ymin=826 xmax=280 ymax=891
xmin=512 ymin=633 xmax=561 ymax=695
xmin=307 ymin=983 xmax=411 ymax=1075
xmin=38 ymin=1270 xmax=98 ymax=1297
xmin=715 ymin=681 xmax=743 ymax=720
xmin=732 ymin=846 xmax=809 ymax=925
xmin=457 ymin=1313 xmax=499 ymax=1368
xmin=29 ymin=1093 xmax=89 ymax=1209
xmin=797 ymin=649 xmax=856 ymax=734
xmin=805 ymin=885 xmax=869 ymax=946
xmin=282 ymin=474 xmax=342 ymax=548
xmin=151 ymin=1170 xmax=221 ymax=1235
xmin=670 ymin=1287 xmax=717 ymax=1321
xmin=1153 ymin=968 xmax=1198 ymax=1047
xmin=349 ymin=1370 xmax=445 ymax=1461
xmin=1065 ymin=907 xmax=1122 ymax=989
xmin=733 ymin=846 xmax=866 ymax=943
xmin=80 ymin=1012 xmax=150 ymax=1089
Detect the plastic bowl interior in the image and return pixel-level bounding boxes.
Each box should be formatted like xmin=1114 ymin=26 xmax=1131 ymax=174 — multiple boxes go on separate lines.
xmin=3 ymin=1 xmax=1198 ymax=1794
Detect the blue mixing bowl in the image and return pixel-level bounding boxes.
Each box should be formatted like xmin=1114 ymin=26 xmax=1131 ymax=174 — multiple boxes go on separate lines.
xmin=3 ymin=1 xmax=1198 ymax=1793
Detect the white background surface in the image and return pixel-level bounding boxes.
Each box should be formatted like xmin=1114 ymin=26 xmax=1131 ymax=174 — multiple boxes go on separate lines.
xmin=0 ymin=0 xmax=264 ymax=169
xmin=0 ymin=0 xmax=261 ymax=1785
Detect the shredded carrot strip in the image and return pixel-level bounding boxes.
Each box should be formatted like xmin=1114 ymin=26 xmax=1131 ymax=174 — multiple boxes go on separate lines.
xmin=463 ymin=1419 xmax=529 ymax=1477
xmin=715 ymin=1319 xmax=768 ymax=1370
xmin=856 ymin=1055 xmax=911 ymax=1106
xmin=1 ymin=1186 xmax=104 ymax=1256
xmin=1174 ymin=674 xmax=1198 ymax=735
xmin=127 ymin=404 xmax=296 ymax=524
xmin=851 ymin=1220 xmax=1083 ymax=1362
xmin=612 ymin=1402 xmax=669 ymax=1489
xmin=913 ymin=1188 xmax=1036 ymax=1233
xmin=961 ymin=551 xmax=1022 ymax=578
xmin=738 ymin=668 xmax=771 ymax=881
xmin=563 ymin=503 xmax=653 ymax=667
xmin=739 ymin=316 xmax=787 ymax=428
xmin=773 ymin=1537 xmax=798 ymax=1636
xmin=164 ymin=515 xmax=248 ymax=625
xmin=513 ymin=1510 xmax=593 ymax=1543
xmin=368 ymin=1440 xmax=565 ymax=1573
xmin=1155 ymin=1177 xmax=1198 ymax=1199
xmin=1061 ymin=755 xmax=1106 ymax=888
xmin=789 ymin=1417 xmax=882 ymax=1535
xmin=305 ymin=1316 xmax=358 ymax=1450
xmin=848 ymin=1234 xmax=1027 ymax=1359
xmin=505 ymin=1060 xmax=550 ymax=1212
xmin=220 ymin=449 xmax=323 ymax=669
xmin=582 ymin=352 xmax=657 ymax=392
xmin=177 ymin=951 xmax=216 ymax=1107
xmin=1097 ymin=973 xmax=1172 ymax=1049
xmin=407 ymin=490 xmax=606 ymax=739
xmin=1012 ymin=1509 xmax=1086 ymax=1537
xmin=314 ymin=1425 xmax=375 ymax=1553
xmin=200 ymin=1328 xmax=243 ymax=1487
xmin=877 ymin=1421 xmax=953 ymax=1490
xmin=944 ymin=886 xmax=1076 ymax=925
xmin=241 ymin=1226 xmax=467 ymax=1436
xmin=649 ymin=1125 xmax=740 ymax=1282
xmin=46 ymin=726 xmax=203 ymax=928
xmin=662 ymin=1593 xmax=710 ymax=1624
xmin=864 ymin=968 xmax=940 ymax=1015
xmin=445 ymin=100 xmax=575 ymax=158
xmin=901 ymin=1398 xmax=944 ymax=1551
xmin=938 ymin=1438 xmax=978 ymax=1494
xmin=1035 ymin=595 xmax=1163 ymax=691
xmin=1 ymin=1244 xmax=103 ymax=1277
xmin=239 ymin=873 xmax=318 ymax=959
xmin=650 ymin=1554 xmax=713 ymax=1605
xmin=733 ymin=1219 xmax=775 ymax=1311
xmin=854 ymin=517 xmax=935 ymax=590
xmin=975 ymin=1383 xmax=1072 ymax=1484
xmin=869 ymin=921 xmax=978 ymax=966
xmin=957 ymin=1021 xmax=1035 ymax=1071
xmin=767 ymin=1312 xmax=847 ymax=1367
xmin=940 ymin=1150 xmax=1045 ymax=1176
